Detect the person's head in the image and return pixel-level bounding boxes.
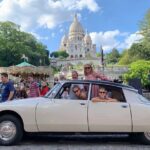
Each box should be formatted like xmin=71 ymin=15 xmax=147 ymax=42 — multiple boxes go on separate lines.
xmin=54 ymin=76 xmax=59 ymax=82
xmin=98 ymin=87 xmax=107 ymax=99
xmin=59 ymin=74 xmax=66 ymax=81
xmin=1 ymin=73 xmax=9 ymax=83
xmin=28 ymin=74 xmax=34 ymax=83
xmin=73 ymin=85 xmax=81 ymax=97
xmin=41 ymin=81 xmax=47 ymax=87
xmin=84 ymin=64 xmax=93 ymax=76
xmin=72 ymin=70 xmax=78 ymax=80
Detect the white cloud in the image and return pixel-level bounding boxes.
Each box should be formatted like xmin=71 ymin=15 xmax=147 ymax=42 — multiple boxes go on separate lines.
xmin=90 ymin=30 xmax=122 ymax=52
xmin=0 ymin=0 xmax=100 ymax=31
xmin=30 ymin=32 xmax=49 ymax=40
xmin=121 ymin=31 xmax=143 ymax=49
xmin=90 ymin=30 xmax=143 ymax=52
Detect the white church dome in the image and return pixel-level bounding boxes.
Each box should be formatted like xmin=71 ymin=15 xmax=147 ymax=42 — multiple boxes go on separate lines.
xmin=69 ymin=14 xmax=84 ymax=36
xmin=61 ymin=35 xmax=68 ymax=44
xmin=84 ymin=34 xmax=92 ymax=44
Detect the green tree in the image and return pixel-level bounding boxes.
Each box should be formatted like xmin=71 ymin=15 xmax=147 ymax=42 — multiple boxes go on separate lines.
xmin=123 ymin=60 xmax=150 ymax=87
xmin=50 ymin=52 xmax=59 ymax=58
xmin=140 ymin=9 xmax=150 ymax=42
xmin=128 ymin=42 xmax=150 ymax=61
xmin=96 ymin=52 xmax=101 ymax=57
xmin=0 ymin=21 xmax=49 ymax=66
xmin=50 ymin=51 xmax=69 ymax=58
xmin=118 ymin=50 xmax=132 ymax=65
xmin=106 ymin=48 xmax=120 ymax=64
xmin=58 ymin=51 xmax=69 ymax=58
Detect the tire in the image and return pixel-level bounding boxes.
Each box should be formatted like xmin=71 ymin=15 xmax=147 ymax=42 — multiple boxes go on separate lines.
xmin=139 ymin=132 xmax=150 ymax=145
xmin=0 ymin=115 xmax=23 ymax=146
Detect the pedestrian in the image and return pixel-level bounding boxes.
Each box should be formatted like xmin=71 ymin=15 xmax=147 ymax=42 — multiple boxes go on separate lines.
xmin=72 ymin=70 xmax=79 ymax=80
xmin=28 ymin=74 xmax=40 ymax=98
xmin=54 ymin=76 xmax=59 ymax=85
xmin=0 ymin=73 xmax=15 ymax=102
xmin=40 ymin=81 xmax=49 ymax=96
xmin=59 ymin=73 xmax=66 ymax=81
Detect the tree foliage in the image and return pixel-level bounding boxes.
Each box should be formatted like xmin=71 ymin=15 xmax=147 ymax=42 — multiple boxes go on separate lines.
xmin=128 ymin=42 xmax=150 ymax=61
xmin=106 ymin=48 xmax=120 ymax=64
xmin=140 ymin=9 xmax=150 ymax=42
xmin=118 ymin=50 xmax=132 ymax=65
xmin=118 ymin=9 xmax=150 ymax=65
xmin=50 ymin=51 xmax=69 ymax=58
xmin=0 ymin=21 xmax=49 ymax=66
xmin=123 ymin=60 xmax=150 ymax=87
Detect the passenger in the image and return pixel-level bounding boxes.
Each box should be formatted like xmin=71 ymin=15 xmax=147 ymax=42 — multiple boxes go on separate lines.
xmin=92 ymin=87 xmax=117 ymax=102
xmin=61 ymin=87 xmax=70 ymax=99
xmin=54 ymin=76 xmax=59 ymax=85
xmin=84 ymin=64 xmax=109 ymax=81
xmin=84 ymin=64 xmax=109 ymax=97
xmin=70 ymin=71 xmax=84 ymax=99
xmin=72 ymin=85 xmax=87 ymax=100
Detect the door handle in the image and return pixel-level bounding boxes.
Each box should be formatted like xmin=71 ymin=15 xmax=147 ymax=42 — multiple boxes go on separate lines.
xmin=80 ymin=102 xmax=86 ymax=105
xmin=121 ymin=105 xmax=128 ymax=108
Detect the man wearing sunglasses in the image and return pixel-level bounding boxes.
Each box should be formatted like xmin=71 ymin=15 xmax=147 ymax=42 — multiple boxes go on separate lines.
xmin=92 ymin=87 xmax=117 ymax=102
xmin=72 ymin=85 xmax=87 ymax=100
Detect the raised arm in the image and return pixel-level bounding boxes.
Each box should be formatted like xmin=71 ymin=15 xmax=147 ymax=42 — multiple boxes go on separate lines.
xmin=93 ymin=72 xmax=110 ymax=81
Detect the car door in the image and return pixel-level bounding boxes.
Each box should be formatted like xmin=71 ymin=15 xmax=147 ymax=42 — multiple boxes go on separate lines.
xmin=36 ymin=82 xmax=89 ymax=132
xmin=88 ymin=84 xmax=132 ymax=132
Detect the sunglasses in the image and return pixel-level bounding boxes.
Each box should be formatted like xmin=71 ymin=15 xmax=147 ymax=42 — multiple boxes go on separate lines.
xmin=73 ymin=89 xmax=79 ymax=93
xmin=84 ymin=67 xmax=91 ymax=69
xmin=99 ymin=91 xmax=106 ymax=94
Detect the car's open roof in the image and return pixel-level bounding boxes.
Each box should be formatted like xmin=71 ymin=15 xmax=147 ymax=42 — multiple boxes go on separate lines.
xmin=59 ymin=80 xmax=136 ymax=91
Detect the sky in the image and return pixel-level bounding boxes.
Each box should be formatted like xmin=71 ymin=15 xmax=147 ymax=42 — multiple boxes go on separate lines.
xmin=0 ymin=0 xmax=149 ymax=53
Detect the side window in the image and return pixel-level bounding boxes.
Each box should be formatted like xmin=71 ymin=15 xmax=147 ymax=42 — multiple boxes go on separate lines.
xmin=55 ymin=83 xmax=89 ymax=100
xmin=91 ymin=84 xmax=126 ymax=102
xmin=55 ymin=83 xmax=71 ymax=99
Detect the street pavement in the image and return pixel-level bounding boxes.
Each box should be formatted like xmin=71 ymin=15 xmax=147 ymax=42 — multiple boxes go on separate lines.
xmin=1 ymin=134 xmax=150 ymax=150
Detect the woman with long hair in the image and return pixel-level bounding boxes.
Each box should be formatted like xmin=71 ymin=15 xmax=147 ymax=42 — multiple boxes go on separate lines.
xmin=84 ymin=64 xmax=109 ymax=97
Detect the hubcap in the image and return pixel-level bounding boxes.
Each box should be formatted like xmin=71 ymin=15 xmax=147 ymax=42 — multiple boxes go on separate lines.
xmin=0 ymin=121 xmax=16 ymax=142
xmin=144 ymin=132 xmax=150 ymax=141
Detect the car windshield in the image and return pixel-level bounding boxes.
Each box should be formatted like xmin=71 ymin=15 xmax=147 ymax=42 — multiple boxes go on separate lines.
xmin=44 ymin=83 xmax=62 ymax=99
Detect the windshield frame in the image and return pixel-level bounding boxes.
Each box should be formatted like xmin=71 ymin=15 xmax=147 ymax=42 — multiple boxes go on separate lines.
xmin=44 ymin=83 xmax=62 ymax=99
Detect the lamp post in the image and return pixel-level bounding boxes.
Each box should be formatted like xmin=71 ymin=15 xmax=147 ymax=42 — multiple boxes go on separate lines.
xmin=100 ymin=46 xmax=104 ymax=75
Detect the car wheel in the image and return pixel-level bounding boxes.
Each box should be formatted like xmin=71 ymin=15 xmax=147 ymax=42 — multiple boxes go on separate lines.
xmin=141 ymin=132 xmax=150 ymax=144
xmin=0 ymin=115 xmax=23 ymax=146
